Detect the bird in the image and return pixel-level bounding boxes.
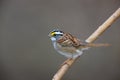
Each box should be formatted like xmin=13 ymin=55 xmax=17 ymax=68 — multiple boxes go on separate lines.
xmin=48 ymin=29 xmax=109 ymax=59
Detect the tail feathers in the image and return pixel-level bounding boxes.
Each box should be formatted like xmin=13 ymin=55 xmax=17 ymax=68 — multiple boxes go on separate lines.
xmin=86 ymin=43 xmax=110 ymax=47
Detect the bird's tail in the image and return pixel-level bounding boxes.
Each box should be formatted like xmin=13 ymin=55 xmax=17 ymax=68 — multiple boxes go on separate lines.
xmin=86 ymin=43 xmax=110 ymax=47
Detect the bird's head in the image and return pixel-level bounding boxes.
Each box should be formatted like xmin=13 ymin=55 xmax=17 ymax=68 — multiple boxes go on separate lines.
xmin=49 ymin=29 xmax=64 ymax=41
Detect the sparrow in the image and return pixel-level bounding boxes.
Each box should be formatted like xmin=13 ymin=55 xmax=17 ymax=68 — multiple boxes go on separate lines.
xmin=48 ymin=29 xmax=109 ymax=59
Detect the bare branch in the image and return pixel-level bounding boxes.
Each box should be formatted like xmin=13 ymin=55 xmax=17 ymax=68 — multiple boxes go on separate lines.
xmin=52 ymin=58 xmax=76 ymax=80
xmin=86 ymin=8 xmax=120 ymax=43
xmin=52 ymin=8 xmax=120 ymax=80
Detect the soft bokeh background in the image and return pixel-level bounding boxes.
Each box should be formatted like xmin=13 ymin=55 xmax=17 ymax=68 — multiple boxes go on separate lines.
xmin=1 ymin=0 xmax=120 ymax=80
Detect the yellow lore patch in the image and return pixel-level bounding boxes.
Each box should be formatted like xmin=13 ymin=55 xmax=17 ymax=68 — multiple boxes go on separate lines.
xmin=51 ymin=32 xmax=55 ymax=36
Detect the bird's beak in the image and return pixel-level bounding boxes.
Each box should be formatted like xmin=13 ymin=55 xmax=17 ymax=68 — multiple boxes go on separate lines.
xmin=48 ymin=33 xmax=52 ymax=37
xmin=48 ymin=33 xmax=51 ymax=37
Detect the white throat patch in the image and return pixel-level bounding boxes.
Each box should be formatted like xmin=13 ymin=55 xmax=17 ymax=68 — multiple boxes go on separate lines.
xmin=50 ymin=37 xmax=56 ymax=41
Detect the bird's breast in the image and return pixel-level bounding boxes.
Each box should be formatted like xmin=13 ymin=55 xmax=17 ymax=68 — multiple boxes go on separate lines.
xmin=54 ymin=42 xmax=77 ymax=54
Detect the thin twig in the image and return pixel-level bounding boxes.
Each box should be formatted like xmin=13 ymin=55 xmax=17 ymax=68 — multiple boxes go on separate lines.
xmin=52 ymin=58 xmax=77 ymax=80
xmin=86 ymin=8 xmax=120 ymax=43
xmin=52 ymin=8 xmax=120 ymax=80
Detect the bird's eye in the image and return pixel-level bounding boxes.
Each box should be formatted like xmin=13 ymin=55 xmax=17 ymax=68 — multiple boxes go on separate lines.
xmin=53 ymin=34 xmax=56 ymax=36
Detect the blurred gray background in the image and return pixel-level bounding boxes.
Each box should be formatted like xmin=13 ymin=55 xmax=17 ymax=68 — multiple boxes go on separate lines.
xmin=1 ymin=0 xmax=120 ymax=80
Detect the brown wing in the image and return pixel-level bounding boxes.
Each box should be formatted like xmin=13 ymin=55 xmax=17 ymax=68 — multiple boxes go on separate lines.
xmin=57 ymin=33 xmax=85 ymax=48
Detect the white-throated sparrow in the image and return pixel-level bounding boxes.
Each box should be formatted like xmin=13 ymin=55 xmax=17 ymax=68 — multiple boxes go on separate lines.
xmin=49 ymin=29 xmax=109 ymax=59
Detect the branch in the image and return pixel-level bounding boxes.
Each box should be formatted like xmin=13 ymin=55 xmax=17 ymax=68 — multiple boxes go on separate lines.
xmin=52 ymin=8 xmax=120 ymax=80
xmin=86 ymin=8 xmax=120 ymax=43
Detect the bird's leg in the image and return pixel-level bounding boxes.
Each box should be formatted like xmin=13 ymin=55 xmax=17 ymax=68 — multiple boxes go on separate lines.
xmin=60 ymin=55 xmax=80 ymax=66
xmin=61 ymin=58 xmax=73 ymax=66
